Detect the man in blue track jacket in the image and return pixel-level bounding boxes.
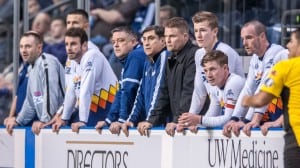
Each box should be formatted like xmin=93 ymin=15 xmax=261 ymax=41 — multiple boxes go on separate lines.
xmin=95 ymin=26 xmax=146 ymax=134
xmin=121 ymin=25 xmax=168 ymax=136
xmin=138 ymin=17 xmax=199 ymax=136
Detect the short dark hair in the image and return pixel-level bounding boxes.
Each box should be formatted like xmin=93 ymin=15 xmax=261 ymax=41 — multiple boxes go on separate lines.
xmin=142 ymin=25 xmax=165 ymax=38
xmin=65 ymin=27 xmax=88 ymax=44
xmin=111 ymin=26 xmax=138 ymax=40
xmin=201 ymin=50 xmax=228 ymax=67
xmin=21 ymin=31 xmax=43 ymax=44
xmin=192 ymin=11 xmax=218 ymax=29
xmin=165 ymin=17 xmax=189 ymax=34
xmin=67 ymin=9 xmax=89 ymax=22
xmin=51 ymin=16 xmax=66 ymax=26
xmin=160 ymin=5 xmax=177 ymax=18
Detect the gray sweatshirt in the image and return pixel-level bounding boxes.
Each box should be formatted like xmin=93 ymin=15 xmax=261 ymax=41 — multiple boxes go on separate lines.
xmin=16 ymin=53 xmax=65 ymax=125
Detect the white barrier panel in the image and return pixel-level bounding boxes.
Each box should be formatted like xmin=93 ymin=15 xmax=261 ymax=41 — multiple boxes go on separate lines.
xmin=170 ymin=129 xmax=284 ymax=168
xmin=35 ymin=128 xmax=284 ymax=168
xmin=35 ymin=129 xmax=166 ymax=168
xmin=0 ymin=129 xmax=26 ymax=168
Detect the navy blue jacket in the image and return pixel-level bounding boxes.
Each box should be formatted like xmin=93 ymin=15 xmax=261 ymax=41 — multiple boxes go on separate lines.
xmin=105 ymin=44 xmax=146 ymax=124
xmin=128 ymin=49 xmax=168 ymax=126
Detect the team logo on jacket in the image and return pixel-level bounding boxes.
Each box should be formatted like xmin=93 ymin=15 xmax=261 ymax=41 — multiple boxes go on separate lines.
xmin=255 ymin=72 xmax=262 ymax=86
xmin=33 ymin=91 xmax=43 ymax=105
xmin=265 ymin=59 xmax=274 ymax=68
xmin=152 ymin=70 xmax=156 ymax=76
xmin=86 ymin=61 xmax=93 ymax=71
xmin=73 ymin=76 xmax=81 ymax=89
xmin=65 ymin=67 xmax=71 ymax=74
xmin=65 ymin=61 xmax=72 ymax=74
xmin=34 ymin=91 xmax=42 ymax=97
xmin=264 ymin=78 xmax=274 ymax=87
xmin=226 ymin=89 xmax=234 ymax=98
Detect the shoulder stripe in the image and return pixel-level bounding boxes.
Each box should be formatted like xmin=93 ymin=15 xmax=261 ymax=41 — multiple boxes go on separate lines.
xmin=122 ymin=78 xmax=140 ymax=84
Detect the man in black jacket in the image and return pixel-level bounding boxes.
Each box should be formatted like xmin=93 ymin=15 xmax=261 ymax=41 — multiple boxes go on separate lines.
xmin=137 ymin=17 xmax=199 ymax=136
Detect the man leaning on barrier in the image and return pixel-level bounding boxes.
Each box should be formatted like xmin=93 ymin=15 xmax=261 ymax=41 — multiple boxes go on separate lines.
xmin=121 ymin=25 xmax=168 ymax=137
xmin=177 ymin=50 xmax=245 ymax=132
xmin=242 ymin=28 xmax=300 ymax=168
xmin=137 ymin=17 xmax=198 ymax=137
xmin=4 ymin=31 xmax=65 ymax=135
xmin=222 ymin=20 xmax=288 ymax=137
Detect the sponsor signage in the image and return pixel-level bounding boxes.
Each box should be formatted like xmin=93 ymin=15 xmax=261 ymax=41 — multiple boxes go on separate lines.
xmin=35 ymin=129 xmax=164 ymax=168
xmin=1 ymin=128 xmax=284 ymax=168
xmin=0 ymin=128 xmax=26 ymax=168
xmin=171 ymin=129 xmax=284 ymax=168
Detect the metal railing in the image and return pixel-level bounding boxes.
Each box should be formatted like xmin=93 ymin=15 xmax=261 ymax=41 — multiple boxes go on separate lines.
xmin=281 ymin=9 xmax=300 ymax=46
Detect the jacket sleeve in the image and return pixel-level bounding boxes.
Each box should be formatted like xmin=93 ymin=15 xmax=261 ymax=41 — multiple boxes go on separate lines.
xmin=16 ymin=79 xmax=36 ymax=125
xmin=250 ymin=50 xmax=288 ymax=117
xmin=61 ymin=61 xmax=77 ymax=121
xmin=189 ymin=51 xmax=208 ymax=114
xmin=147 ymin=62 xmax=170 ymax=126
xmin=174 ymin=53 xmax=196 ymax=123
xmin=118 ymin=52 xmax=145 ymax=123
xmin=78 ymin=56 xmax=98 ymax=123
xmin=106 ymin=85 xmax=121 ymax=124
xmin=202 ymin=76 xmax=245 ymax=127
xmin=47 ymin=58 xmax=65 ymax=121
xmin=128 ymin=79 xmax=145 ymax=126
xmin=231 ymin=57 xmax=257 ymax=119
xmin=106 ymin=51 xmax=145 ymax=123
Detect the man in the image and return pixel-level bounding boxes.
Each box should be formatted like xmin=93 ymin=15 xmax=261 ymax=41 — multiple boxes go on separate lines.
xmin=138 ymin=17 xmax=198 ymax=136
xmin=189 ymin=11 xmax=244 ymax=116
xmin=65 ymin=9 xmax=99 ymax=50
xmin=222 ymin=20 xmax=288 ymax=137
xmin=49 ymin=9 xmax=109 ymax=127
xmin=121 ymin=25 xmax=168 ymax=136
xmin=52 ymin=27 xmax=117 ymax=133
xmin=95 ymin=26 xmax=146 ymax=134
xmin=3 ymin=60 xmax=30 ymax=127
xmin=44 ymin=17 xmax=67 ymax=66
xmin=4 ymin=31 xmax=65 ymax=135
xmin=159 ymin=5 xmax=177 ymax=27
xmin=242 ymin=29 xmax=300 ymax=168
xmin=31 ymin=12 xmax=52 ymax=50
xmin=178 ymin=50 xmax=244 ymax=131
xmin=90 ymin=0 xmax=145 ymax=41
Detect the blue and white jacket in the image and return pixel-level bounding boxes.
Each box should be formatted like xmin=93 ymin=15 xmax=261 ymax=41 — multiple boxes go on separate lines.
xmin=127 ymin=49 xmax=168 ymax=126
xmin=105 ymin=44 xmax=146 ymax=124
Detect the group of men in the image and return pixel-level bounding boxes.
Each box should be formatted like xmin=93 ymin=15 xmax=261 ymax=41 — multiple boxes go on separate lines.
xmin=2 ymin=8 xmax=300 ymax=168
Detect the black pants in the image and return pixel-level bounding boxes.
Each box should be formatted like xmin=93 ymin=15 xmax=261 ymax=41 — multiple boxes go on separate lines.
xmin=284 ymin=132 xmax=300 ymax=168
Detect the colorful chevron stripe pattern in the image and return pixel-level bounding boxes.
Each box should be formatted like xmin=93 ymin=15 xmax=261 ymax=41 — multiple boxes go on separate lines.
xmin=90 ymin=83 xmax=119 ymax=112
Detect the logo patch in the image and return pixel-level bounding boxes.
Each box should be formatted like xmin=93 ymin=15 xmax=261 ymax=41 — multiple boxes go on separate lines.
xmin=264 ymin=78 xmax=274 ymax=87
xmin=226 ymin=89 xmax=234 ymax=98
xmin=33 ymin=91 xmax=43 ymax=105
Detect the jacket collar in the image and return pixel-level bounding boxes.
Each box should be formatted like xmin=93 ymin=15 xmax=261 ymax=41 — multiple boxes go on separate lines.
xmin=169 ymin=40 xmax=193 ymax=63
xmin=148 ymin=47 xmax=167 ymax=63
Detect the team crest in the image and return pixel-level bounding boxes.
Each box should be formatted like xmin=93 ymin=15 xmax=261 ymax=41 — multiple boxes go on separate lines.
xmin=265 ymin=59 xmax=274 ymax=68
xmin=86 ymin=61 xmax=93 ymax=71
xmin=226 ymin=89 xmax=234 ymax=98
xmin=264 ymin=78 xmax=274 ymax=87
